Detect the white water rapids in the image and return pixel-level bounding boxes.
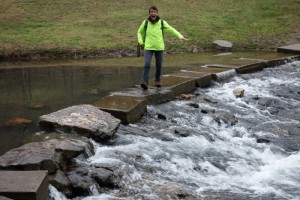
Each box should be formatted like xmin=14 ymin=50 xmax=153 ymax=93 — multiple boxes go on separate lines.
xmin=51 ymin=61 xmax=300 ymax=200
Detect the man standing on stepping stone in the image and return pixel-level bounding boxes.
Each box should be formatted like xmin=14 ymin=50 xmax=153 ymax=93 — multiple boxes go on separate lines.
xmin=137 ymin=5 xmax=188 ymax=90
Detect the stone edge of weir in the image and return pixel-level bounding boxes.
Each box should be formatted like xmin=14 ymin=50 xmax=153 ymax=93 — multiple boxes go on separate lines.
xmin=93 ymin=44 xmax=300 ymax=124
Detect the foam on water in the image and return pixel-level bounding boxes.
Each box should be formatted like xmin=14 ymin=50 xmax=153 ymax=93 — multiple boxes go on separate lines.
xmin=87 ymin=126 xmax=299 ymax=198
xmin=49 ymin=185 xmax=68 ymax=200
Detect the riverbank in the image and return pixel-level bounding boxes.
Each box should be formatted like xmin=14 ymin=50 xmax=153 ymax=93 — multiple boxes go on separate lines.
xmin=0 ymin=0 xmax=300 ymax=60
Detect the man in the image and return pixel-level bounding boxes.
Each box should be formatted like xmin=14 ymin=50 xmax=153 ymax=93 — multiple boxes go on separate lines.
xmin=137 ymin=5 xmax=188 ymax=90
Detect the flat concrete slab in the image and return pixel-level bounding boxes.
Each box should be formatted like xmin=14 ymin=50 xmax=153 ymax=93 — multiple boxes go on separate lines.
xmin=184 ymin=66 xmax=235 ymax=73
xmin=210 ymin=59 xmax=266 ymax=69
xmin=111 ymin=87 xmax=175 ymax=105
xmin=225 ymin=53 xmax=300 ymax=73
xmin=160 ymin=76 xmax=196 ymax=96
xmin=277 ymin=43 xmax=300 ymax=54
xmin=182 ymin=66 xmax=237 ymax=82
xmin=0 ymin=171 xmax=48 ymax=200
xmin=242 ymin=52 xmax=297 ymax=60
xmin=265 ymin=55 xmax=300 ymax=68
xmin=235 ymin=54 xmax=300 ymax=73
xmin=234 ymin=62 xmax=265 ymax=74
xmin=167 ymin=71 xmax=212 ymax=87
xmin=209 ymin=55 xmax=274 ymax=74
xmin=93 ymin=95 xmax=147 ymax=124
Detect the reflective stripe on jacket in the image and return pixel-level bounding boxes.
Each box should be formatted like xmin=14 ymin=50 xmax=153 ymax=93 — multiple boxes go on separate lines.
xmin=137 ymin=19 xmax=183 ymax=51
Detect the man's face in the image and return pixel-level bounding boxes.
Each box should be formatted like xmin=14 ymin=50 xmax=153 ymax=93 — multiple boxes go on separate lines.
xmin=149 ymin=9 xmax=158 ymax=20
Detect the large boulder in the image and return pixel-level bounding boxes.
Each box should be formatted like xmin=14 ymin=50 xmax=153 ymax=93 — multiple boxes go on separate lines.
xmin=38 ymin=104 xmax=121 ymax=142
xmin=0 ymin=138 xmax=94 ymax=173
xmin=65 ymin=163 xmax=120 ymax=197
xmin=0 ymin=138 xmax=99 ymax=198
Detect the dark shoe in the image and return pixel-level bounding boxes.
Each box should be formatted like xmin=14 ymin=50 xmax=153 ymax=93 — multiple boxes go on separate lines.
xmin=155 ymin=80 xmax=161 ymax=87
xmin=141 ymin=82 xmax=148 ymax=90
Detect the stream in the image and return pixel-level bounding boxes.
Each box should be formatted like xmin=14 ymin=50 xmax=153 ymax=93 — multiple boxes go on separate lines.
xmin=50 ymin=61 xmax=300 ymax=200
xmin=0 ymin=54 xmax=299 ymax=200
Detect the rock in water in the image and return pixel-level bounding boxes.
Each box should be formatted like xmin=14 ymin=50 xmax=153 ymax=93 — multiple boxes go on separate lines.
xmin=213 ymin=40 xmax=233 ymax=52
xmin=5 ymin=118 xmax=32 ymax=126
xmin=0 ymin=138 xmax=93 ymax=173
xmin=38 ymin=104 xmax=121 ymax=142
xmin=233 ymin=88 xmax=245 ymax=98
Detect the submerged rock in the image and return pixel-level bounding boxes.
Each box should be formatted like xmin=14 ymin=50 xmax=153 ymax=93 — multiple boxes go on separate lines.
xmin=213 ymin=111 xmax=238 ymax=126
xmin=157 ymin=113 xmax=167 ymax=120
xmin=186 ymin=102 xmax=200 ymax=108
xmin=67 ymin=168 xmax=95 ymax=197
xmin=90 ymin=167 xmax=116 ymax=187
xmin=178 ymin=94 xmax=195 ymax=100
xmin=256 ymin=138 xmax=271 ymax=144
xmin=64 ymin=163 xmax=121 ymax=198
xmin=174 ymin=128 xmax=190 ymax=137
xmin=202 ymin=96 xmax=218 ymax=104
xmin=155 ymin=181 xmax=200 ymax=200
xmin=4 ymin=117 xmax=32 ymax=126
xmin=256 ymin=97 xmax=291 ymax=110
xmin=38 ymin=104 xmax=121 ymax=142
xmin=27 ymin=102 xmax=45 ymax=110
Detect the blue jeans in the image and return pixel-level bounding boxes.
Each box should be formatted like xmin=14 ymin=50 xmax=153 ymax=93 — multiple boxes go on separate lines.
xmin=143 ymin=50 xmax=163 ymax=83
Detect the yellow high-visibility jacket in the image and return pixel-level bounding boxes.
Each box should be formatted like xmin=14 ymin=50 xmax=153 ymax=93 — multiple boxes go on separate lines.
xmin=137 ymin=17 xmax=183 ymax=51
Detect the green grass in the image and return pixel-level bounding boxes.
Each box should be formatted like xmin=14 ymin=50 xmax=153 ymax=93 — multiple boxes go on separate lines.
xmin=0 ymin=0 xmax=299 ymax=59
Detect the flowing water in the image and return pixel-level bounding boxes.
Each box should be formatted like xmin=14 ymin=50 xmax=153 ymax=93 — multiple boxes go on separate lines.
xmin=49 ymin=61 xmax=300 ymax=200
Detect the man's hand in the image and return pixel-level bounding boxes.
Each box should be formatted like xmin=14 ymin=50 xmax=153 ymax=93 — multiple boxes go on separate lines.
xmin=141 ymin=44 xmax=144 ymax=50
xmin=180 ymin=37 xmax=189 ymax=41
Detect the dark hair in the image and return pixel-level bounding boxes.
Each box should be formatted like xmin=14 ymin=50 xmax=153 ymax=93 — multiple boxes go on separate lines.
xmin=149 ymin=6 xmax=158 ymax=13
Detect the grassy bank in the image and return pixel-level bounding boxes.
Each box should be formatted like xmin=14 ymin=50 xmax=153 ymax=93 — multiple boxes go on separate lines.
xmin=0 ymin=0 xmax=299 ymax=59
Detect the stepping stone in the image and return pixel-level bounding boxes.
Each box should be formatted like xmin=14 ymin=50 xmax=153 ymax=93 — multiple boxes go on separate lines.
xmin=93 ymin=95 xmax=147 ymax=124
xmin=183 ymin=66 xmax=236 ymax=82
xmin=160 ymin=76 xmax=196 ymax=96
xmin=111 ymin=87 xmax=175 ymax=105
xmin=167 ymin=71 xmax=211 ymax=87
xmin=0 ymin=171 xmax=48 ymax=200
xmin=277 ymin=43 xmax=300 ymax=54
